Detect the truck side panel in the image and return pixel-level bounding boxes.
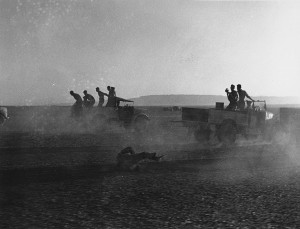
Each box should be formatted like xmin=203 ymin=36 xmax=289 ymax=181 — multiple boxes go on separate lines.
xmin=208 ymin=109 xmax=248 ymax=126
xmin=182 ymin=107 xmax=209 ymax=122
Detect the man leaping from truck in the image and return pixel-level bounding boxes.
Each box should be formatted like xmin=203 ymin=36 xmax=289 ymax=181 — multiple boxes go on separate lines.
xmin=225 ymin=84 xmax=238 ymax=110
xmin=237 ymin=84 xmax=254 ymax=110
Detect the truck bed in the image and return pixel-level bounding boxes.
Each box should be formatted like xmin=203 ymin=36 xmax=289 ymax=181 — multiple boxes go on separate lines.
xmin=182 ymin=107 xmax=209 ymax=122
xmin=182 ymin=107 xmax=248 ymax=126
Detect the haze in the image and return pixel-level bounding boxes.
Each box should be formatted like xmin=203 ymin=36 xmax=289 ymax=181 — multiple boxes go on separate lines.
xmin=1 ymin=0 xmax=300 ymax=105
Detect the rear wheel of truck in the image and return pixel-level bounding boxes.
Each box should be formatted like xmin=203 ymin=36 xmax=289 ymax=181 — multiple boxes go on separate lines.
xmin=218 ymin=122 xmax=237 ymax=145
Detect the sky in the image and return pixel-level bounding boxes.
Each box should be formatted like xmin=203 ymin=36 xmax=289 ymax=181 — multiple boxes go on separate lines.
xmin=1 ymin=0 xmax=300 ymax=105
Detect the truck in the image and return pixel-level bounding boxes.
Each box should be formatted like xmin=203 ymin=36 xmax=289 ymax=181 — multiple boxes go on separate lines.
xmin=181 ymin=101 xmax=274 ymax=145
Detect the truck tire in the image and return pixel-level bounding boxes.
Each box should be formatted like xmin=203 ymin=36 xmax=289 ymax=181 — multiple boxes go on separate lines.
xmin=218 ymin=122 xmax=237 ymax=145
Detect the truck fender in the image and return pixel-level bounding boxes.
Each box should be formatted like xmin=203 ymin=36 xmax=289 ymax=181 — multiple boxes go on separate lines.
xmin=134 ymin=113 xmax=150 ymax=121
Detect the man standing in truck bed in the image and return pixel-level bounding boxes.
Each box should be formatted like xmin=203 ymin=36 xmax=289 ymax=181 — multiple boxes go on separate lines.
xmin=225 ymin=84 xmax=238 ymax=110
xmin=237 ymin=84 xmax=254 ymax=110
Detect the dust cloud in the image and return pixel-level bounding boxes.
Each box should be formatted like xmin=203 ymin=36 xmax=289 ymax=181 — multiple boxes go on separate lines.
xmin=2 ymin=105 xmax=300 ymax=175
xmin=2 ymin=106 xmax=120 ymax=134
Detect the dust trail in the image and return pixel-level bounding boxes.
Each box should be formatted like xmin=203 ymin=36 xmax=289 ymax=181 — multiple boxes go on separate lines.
xmin=2 ymin=106 xmax=129 ymax=134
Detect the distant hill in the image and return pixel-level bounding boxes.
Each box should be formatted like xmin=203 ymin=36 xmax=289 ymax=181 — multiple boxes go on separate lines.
xmin=130 ymin=95 xmax=300 ymax=106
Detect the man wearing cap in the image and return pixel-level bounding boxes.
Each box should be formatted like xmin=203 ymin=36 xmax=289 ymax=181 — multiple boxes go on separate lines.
xmin=225 ymin=84 xmax=238 ymax=110
xmin=237 ymin=84 xmax=254 ymax=110
xmin=83 ymin=90 xmax=96 ymax=109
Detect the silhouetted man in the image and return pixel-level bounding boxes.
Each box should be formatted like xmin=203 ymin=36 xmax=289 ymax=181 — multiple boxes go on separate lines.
xmin=106 ymin=86 xmax=117 ymax=107
xmin=225 ymin=84 xmax=238 ymax=110
xmin=70 ymin=90 xmax=83 ymax=117
xmin=237 ymin=84 xmax=254 ymax=110
xmin=96 ymin=87 xmax=108 ymax=107
xmin=83 ymin=90 xmax=95 ymax=109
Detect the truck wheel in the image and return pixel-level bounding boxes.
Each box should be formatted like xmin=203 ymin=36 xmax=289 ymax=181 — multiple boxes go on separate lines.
xmin=218 ymin=122 xmax=237 ymax=145
xmin=194 ymin=128 xmax=210 ymax=143
xmin=134 ymin=116 xmax=149 ymax=132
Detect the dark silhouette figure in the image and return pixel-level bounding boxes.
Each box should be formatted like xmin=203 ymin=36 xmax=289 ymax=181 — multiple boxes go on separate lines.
xmin=225 ymin=84 xmax=238 ymax=110
xmin=237 ymin=84 xmax=254 ymax=110
xmin=70 ymin=90 xmax=83 ymax=117
xmin=96 ymin=87 xmax=108 ymax=107
xmin=83 ymin=90 xmax=95 ymax=109
xmin=116 ymin=147 xmax=164 ymax=171
xmin=0 ymin=107 xmax=8 ymax=125
xmin=106 ymin=86 xmax=117 ymax=107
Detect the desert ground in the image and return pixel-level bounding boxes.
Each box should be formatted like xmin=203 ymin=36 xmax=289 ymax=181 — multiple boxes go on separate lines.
xmin=1 ymin=105 xmax=300 ymax=228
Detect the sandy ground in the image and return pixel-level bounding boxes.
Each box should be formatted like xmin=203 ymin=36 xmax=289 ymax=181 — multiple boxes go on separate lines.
xmin=1 ymin=156 xmax=300 ymax=229
xmin=1 ymin=106 xmax=300 ymax=228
